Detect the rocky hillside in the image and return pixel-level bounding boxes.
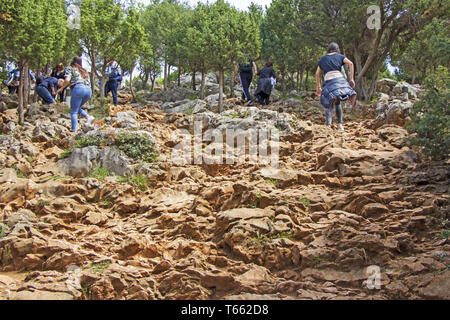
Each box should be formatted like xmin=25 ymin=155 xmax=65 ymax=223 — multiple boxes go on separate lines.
xmin=0 ymin=80 xmax=448 ymax=300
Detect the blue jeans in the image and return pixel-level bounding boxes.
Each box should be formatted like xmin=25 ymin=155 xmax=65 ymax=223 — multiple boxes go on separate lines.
xmin=36 ymin=85 xmax=54 ymax=105
xmin=325 ymin=100 xmax=343 ymax=125
xmin=240 ymin=73 xmax=253 ymax=102
xmin=70 ymin=84 xmax=92 ymax=131
xmin=105 ymin=79 xmax=118 ymax=106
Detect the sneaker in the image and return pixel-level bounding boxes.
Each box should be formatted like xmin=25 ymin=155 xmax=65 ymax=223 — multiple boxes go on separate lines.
xmin=247 ymin=100 xmax=253 ymax=106
xmin=86 ymin=116 xmax=95 ymax=125
xmin=337 ymin=124 xmax=344 ymax=131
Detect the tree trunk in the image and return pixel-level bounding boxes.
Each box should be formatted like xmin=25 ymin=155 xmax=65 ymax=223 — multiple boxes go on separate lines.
xmin=163 ymin=60 xmax=168 ymax=91
xmin=218 ymin=69 xmax=224 ymax=114
xmin=24 ymin=63 xmax=30 ymax=107
xmin=130 ymin=69 xmax=135 ymax=101
xmin=192 ymin=69 xmax=196 ymax=91
xmin=305 ymin=70 xmax=309 ymax=91
xmin=18 ymin=60 xmax=24 ymax=125
xmin=200 ymin=68 xmax=206 ymax=100
xmin=90 ymin=52 xmax=96 ymax=95
xmin=99 ymin=63 xmax=107 ymax=107
xmin=281 ymin=71 xmax=286 ymax=93
xmin=177 ymin=67 xmax=181 ymax=87
xmin=167 ymin=65 xmax=171 ymax=89
xmin=300 ymin=68 xmax=304 ymax=91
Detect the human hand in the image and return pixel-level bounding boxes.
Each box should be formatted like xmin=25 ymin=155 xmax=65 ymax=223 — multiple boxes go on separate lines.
xmin=349 ymin=79 xmax=355 ymax=88
xmin=316 ymin=87 xmax=322 ymax=97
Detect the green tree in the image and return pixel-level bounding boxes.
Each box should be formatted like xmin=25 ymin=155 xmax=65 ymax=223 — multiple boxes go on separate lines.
xmin=0 ymin=0 xmax=67 ymax=124
xmin=200 ymin=0 xmax=261 ymax=112
xmin=407 ymin=66 xmax=449 ymax=160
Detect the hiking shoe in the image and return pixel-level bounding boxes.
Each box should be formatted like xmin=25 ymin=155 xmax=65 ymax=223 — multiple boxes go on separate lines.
xmin=337 ymin=124 xmax=345 ymax=131
xmin=247 ymin=100 xmax=253 ymax=106
xmin=86 ymin=116 xmax=95 ymax=125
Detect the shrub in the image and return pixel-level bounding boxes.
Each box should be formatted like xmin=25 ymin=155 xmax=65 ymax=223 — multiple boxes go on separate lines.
xmin=407 ymin=66 xmax=450 ymax=160
xmin=116 ymin=133 xmax=158 ymax=163
xmin=0 ymin=223 xmax=9 ymax=238
xmin=90 ymin=167 xmax=111 ymax=180
xmin=73 ymin=136 xmax=104 ymax=149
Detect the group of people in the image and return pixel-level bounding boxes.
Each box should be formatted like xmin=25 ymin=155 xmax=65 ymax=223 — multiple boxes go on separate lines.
xmin=2 ymin=42 xmax=356 ymax=132
xmin=236 ymin=42 xmax=357 ymax=130
xmin=235 ymin=59 xmax=276 ymax=107
xmin=1 ymin=57 xmax=122 ymax=132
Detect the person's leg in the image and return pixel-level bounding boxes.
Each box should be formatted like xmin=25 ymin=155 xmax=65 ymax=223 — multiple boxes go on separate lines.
xmin=36 ymin=86 xmax=54 ymax=105
xmin=335 ymin=101 xmax=343 ymax=124
xmin=70 ymin=86 xmax=83 ymax=131
xmin=105 ymin=81 xmax=111 ymax=98
xmin=111 ymin=80 xmax=118 ymax=106
xmin=78 ymin=86 xmax=92 ymax=118
xmin=325 ymin=106 xmax=333 ymax=126
xmin=264 ymin=94 xmax=270 ymax=105
xmin=240 ymin=73 xmax=251 ymax=102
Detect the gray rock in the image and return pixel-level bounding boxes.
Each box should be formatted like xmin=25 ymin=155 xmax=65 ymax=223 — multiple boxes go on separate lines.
xmin=6 ymin=209 xmax=37 ymax=229
xmin=376 ymin=78 xmax=398 ymax=95
xmin=393 ymin=82 xmax=418 ymax=99
xmin=115 ymin=111 xmax=140 ymax=129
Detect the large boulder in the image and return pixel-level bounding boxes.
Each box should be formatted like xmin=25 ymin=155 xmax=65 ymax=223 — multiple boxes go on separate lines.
xmin=114 ymin=111 xmax=139 ymax=129
xmin=393 ymin=81 xmax=418 ymax=99
xmin=161 ymin=99 xmax=207 ymax=114
xmin=376 ymin=78 xmax=398 ymax=95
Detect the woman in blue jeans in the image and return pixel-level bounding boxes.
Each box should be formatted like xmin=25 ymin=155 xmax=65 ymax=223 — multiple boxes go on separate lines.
xmin=56 ymin=57 xmax=94 ymax=132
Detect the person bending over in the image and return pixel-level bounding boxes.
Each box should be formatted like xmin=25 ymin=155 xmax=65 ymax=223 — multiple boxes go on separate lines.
xmin=36 ymin=76 xmax=63 ymax=105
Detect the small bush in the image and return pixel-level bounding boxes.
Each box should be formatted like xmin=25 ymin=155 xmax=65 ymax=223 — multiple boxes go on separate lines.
xmin=59 ymin=148 xmax=73 ymax=159
xmin=73 ymin=136 xmax=103 ymax=149
xmin=131 ymin=175 xmax=149 ymax=191
xmin=407 ymin=66 xmax=450 ymax=160
xmin=0 ymin=223 xmax=10 ymax=238
xmin=90 ymin=167 xmax=110 ymax=180
xmin=116 ymin=133 xmax=158 ymax=163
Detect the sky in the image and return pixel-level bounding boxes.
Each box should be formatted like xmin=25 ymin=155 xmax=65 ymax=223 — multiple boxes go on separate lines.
xmin=137 ymin=0 xmax=273 ymax=11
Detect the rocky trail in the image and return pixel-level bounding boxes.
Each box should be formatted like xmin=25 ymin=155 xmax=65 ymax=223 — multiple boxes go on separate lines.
xmin=0 ymin=77 xmax=448 ymax=300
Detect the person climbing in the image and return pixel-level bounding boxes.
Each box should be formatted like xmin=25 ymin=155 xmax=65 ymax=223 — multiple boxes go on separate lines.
xmin=316 ymin=42 xmax=357 ymax=131
xmin=235 ymin=58 xmax=258 ymax=106
xmin=51 ymin=63 xmax=67 ymax=102
xmin=35 ymin=76 xmax=63 ymax=105
xmin=1 ymin=67 xmax=35 ymax=95
xmin=254 ymin=62 xmax=276 ymax=106
xmin=104 ymin=58 xmax=122 ymax=106
xmin=56 ymin=56 xmax=94 ymax=132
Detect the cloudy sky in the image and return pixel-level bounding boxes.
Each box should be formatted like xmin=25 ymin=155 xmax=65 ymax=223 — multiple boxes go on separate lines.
xmin=137 ymin=0 xmax=273 ymax=11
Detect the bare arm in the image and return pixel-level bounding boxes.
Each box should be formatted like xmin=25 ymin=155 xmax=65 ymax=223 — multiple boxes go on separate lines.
xmin=343 ymin=58 xmax=355 ymax=88
xmin=253 ymin=61 xmax=258 ymax=77
xmin=315 ymin=66 xmax=322 ymax=96
xmin=56 ymin=76 xmax=70 ymax=94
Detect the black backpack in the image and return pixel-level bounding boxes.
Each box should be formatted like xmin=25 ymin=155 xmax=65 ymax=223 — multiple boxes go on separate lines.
xmin=239 ymin=61 xmax=253 ymax=73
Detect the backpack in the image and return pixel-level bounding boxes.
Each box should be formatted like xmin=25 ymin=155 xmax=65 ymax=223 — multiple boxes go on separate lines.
xmin=239 ymin=62 xmax=253 ymax=73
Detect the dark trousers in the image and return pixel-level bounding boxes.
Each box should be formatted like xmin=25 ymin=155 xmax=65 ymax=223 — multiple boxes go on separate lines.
xmin=239 ymin=72 xmax=253 ymax=102
xmin=105 ymin=79 xmax=118 ymax=106
xmin=8 ymin=86 xmax=18 ymax=95
xmin=256 ymin=92 xmax=270 ymax=105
